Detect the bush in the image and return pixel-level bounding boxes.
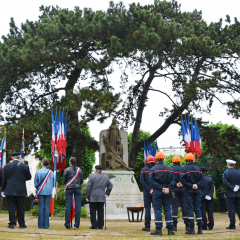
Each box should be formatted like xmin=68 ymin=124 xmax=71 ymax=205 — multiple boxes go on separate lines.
xmin=2 ymin=196 xmax=32 ymax=211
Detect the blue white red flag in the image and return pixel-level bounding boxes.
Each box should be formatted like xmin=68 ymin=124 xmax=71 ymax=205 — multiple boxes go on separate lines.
xmin=51 ymin=109 xmax=56 ymax=156
xmin=0 ymin=137 xmax=6 ymax=170
xmin=194 ymin=119 xmax=202 ymax=157
xmin=181 ymin=117 xmax=189 ymax=152
xmin=144 ymin=141 xmax=147 ymax=160
xmin=190 ymin=118 xmax=195 ymax=152
xmin=155 ymin=140 xmax=159 ymax=154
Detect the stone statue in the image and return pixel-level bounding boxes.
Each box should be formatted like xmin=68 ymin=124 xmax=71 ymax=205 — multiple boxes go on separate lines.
xmin=101 ymin=135 xmax=132 ymax=171
xmin=116 ymin=139 xmax=123 ymax=160
xmin=106 ymin=118 xmax=121 ymax=151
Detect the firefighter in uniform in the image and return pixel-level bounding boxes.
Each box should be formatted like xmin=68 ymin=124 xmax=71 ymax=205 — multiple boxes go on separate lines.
xmin=222 ymin=159 xmax=240 ymax=230
xmin=170 ymin=155 xmax=189 ymax=231
xmin=149 ymin=151 xmax=175 ymax=236
xmin=200 ymin=167 xmax=214 ymax=230
xmin=140 ymin=155 xmax=156 ymax=231
xmin=180 ymin=153 xmax=204 ymax=235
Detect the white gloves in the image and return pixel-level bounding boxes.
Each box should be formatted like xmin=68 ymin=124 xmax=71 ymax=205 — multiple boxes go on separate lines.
xmin=105 ymin=195 xmax=109 ymax=198
xmin=233 ymin=185 xmax=239 ymax=192
xmin=86 ymin=198 xmax=89 ymax=202
xmin=205 ymin=195 xmax=211 ymax=200
xmin=1 ymin=192 xmax=5 ymax=197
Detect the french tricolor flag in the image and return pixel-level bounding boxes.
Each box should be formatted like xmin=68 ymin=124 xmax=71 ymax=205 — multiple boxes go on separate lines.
xmin=194 ymin=119 xmax=202 ymax=157
xmin=190 ymin=118 xmax=195 ymax=153
xmin=51 ymin=110 xmax=56 ymax=156
xmin=181 ymin=117 xmax=190 ymax=152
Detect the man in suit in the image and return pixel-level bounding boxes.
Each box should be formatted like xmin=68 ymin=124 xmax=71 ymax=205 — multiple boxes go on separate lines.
xmin=86 ymin=165 xmax=113 ymax=229
xmin=222 ymin=159 xmax=240 ymax=230
xmin=1 ymin=152 xmax=31 ymax=229
xmin=200 ymin=167 xmax=214 ymax=230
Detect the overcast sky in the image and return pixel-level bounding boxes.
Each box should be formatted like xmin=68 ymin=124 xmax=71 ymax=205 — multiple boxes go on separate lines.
xmin=1 ymin=0 xmax=240 ymax=161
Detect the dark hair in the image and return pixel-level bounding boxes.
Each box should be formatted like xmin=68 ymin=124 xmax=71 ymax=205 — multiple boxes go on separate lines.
xmin=42 ymin=158 xmax=49 ymax=167
xmin=70 ymin=157 xmax=77 ymax=174
xmin=147 ymin=162 xmax=155 ymax=168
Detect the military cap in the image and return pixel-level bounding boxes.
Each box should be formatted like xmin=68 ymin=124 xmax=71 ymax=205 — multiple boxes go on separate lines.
xmin=226 ymin=159 xmax=236 ymax=165
xmin=200 ymin=167 xmax=208 ymax=172
xmin=12 ymin=152 xmax=21 ymax=157
xmin=95 ymin=165 xmax=103 ymax=169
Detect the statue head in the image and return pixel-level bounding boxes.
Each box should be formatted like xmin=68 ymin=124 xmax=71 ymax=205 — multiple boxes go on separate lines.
xmin=112 ymin=118 xmax=117 ymax=125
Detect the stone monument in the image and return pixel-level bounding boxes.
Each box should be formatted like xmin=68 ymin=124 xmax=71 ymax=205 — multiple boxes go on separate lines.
xmin=98 ymin=118 xmax=143 ymax=214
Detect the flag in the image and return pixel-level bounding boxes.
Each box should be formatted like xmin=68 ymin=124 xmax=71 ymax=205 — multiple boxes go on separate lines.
xmin=57 ymin=110 xmax=62 ymax=154
xmin=20 ymin=139 xmax=25 ymax=159
xmin=51 ymin=109 xmax=56 ymax=156
xmin=155 ymin=140 xmax=159 ymax=154
xmin=144 ymin=141 xmax=147 ymax=160
xmin=71 ymin=193 xmax=76 ymax=222
xmin=64 ymin=111 xmax=68 ymax=148
xmin=190 ymin=118 xmax=195 ymax=152
xmin=0 ymin=137 xmax=6 ymax=170
xmin=61 ymin=110 xmax=65 ymax=158
xmin=181 ymin=117 xmax=189 ymax=152
xmin=194 ymin=119 xmax=202 ymax=157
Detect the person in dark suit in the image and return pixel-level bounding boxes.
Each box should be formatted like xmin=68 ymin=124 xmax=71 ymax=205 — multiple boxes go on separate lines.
xmin=85 ymin=165 xmax=113 ymax=229
xmin=1 ymin=152 xmax=31 ymax=229
xmin=217 ymin=186 xmax=227 ymax=213
xmin=200 ymin=167 xmax=214 ymax=230
xmin=222 ymin=159 xmax=240 ymax=230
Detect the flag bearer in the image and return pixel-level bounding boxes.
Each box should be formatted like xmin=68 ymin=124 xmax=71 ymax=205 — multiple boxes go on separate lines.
xmin=140 ymin=155 xmax=156 ymax=232
xmin=222 ymin=159 xmax=240 ymax=230
xmin=170 ymin=155 xmax=189 ymax=231
xmin=180 ymin=153 xmax=204 ymax=235
xmin=149 ymin=151 xmax=175 ymax=236
xmin=200 ymin=167 xmax=214 ymax=230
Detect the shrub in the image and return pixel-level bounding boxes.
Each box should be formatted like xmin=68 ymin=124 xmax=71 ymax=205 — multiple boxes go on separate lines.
xmin=2 ymin=196 xmax=32 ymax=211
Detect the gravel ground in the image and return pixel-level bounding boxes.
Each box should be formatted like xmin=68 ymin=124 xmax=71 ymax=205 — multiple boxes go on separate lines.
xmin=0 ymin=212 xmax=240 ymax=239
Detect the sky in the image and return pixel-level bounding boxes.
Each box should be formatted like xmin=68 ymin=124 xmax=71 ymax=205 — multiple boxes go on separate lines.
xmin=1 ymin=0 xmax=240 ymax=163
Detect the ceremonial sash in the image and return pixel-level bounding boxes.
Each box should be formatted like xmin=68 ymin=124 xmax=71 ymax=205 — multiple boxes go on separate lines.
xmin=65 ymin=167 xmax=80 ymax=193
xmin=36 ymin=170 xmax=52 ymax=196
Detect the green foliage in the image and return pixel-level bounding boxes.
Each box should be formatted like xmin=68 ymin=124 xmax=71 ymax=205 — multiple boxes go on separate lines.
xmin=164 ymin=154 xmax=186 ymax=168
xmin=30 ymin=205 xmax=39 ymax=216
xmin=2 ymin=197 xmax=32 ymax=211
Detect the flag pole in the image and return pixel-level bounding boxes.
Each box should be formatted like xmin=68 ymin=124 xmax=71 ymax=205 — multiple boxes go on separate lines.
xmin=52 ymin=149 xmax=58 ymax=217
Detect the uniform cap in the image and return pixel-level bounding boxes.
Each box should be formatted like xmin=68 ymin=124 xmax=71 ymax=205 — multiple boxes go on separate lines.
xmin=95 ymin=165 xmax=103 ymax=169
xmin=172 ymin=155 xmax=181 ymax=163
xmin=12 ymin=152 xmax=20 ymax=157
xmin=226 ymin=159 xmax=236 ymax=165
xmin=200 ymin=167 xmax=208 ymax=172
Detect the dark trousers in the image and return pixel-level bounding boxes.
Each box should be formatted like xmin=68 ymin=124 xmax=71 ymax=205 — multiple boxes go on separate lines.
xmin=143 ymin=193 xmax=152 ymax=228
xmin=6 ymin=196 xmax=25 ymax=226
xmin=171 ymin=187 xmax=188 ymax=226
xmin=152 ymin=189 xmax=173 ymax=229
xmin=201 ymin=199 xmax=214 ymax=229
xmin=219 ymin=198 xmax=227 ymax=212
xmin=90 ymin=202 xmax=104 ymax=229
xmin=227 ymin=197 xmax=240 ymax=228
xmin=186 ymin=189 xmax=202 ymax=227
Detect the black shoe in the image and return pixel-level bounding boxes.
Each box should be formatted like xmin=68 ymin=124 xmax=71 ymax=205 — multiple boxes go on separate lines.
xmin=208 ymin=227 xmax=213 ymax=230
xmin=173 ymin=226 xmax=177 ymax=231
xmin=89 ymin=226 xmax=97 ymax=229
xmin=8 ymin=225 xmax=14 ymax=229
xmin=202 ymin=227 xmax=207 ymax=230
xmin=150 ymin=228 xmax=162 ymax=235
xmin=64 ymin=224 xmax=70 ymax=229
xmin=197 ymin=226 xmax=203 ymax=234
xmin=186 ymin=225 xmax=190 ymax=232
xmin=168 ymin=228 xmax=175 ymax=235
xmin=185 ymin=227 xmax=195 ymax=235
xmin=19 ymin=225 xmax=27 ymax=229
xmin=142 ymin=227 xmax=150 ymax=231
xmin=226 ymin=226 xmax=236 ymax=230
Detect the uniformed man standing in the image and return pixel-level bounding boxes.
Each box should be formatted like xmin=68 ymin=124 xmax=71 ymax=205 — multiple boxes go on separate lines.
xmin=217 ymin=186 xmax=227 ymax=213
xmin=170 ymin=155 xmax=189 ymax=231
xmin=200 ymin=167 xmax=214 ymax=230
xmin=86 ymin=165 xmax=113 ymax=229
xmin=149 ymin=151 xmax=175 ymax=236
xmin=140 ymin=155 xmax=156 ymax=231
xmin=180 ymin=153 xmax=204 ymax=235
xmin=1 ymin=152 xmax=31 ymax=229
xmin=222 ymin=159 xmax=240 ymax=230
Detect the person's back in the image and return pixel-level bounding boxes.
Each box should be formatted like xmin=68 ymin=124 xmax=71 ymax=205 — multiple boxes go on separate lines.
xmin=223 ymin=168 xmax=240 ymax=197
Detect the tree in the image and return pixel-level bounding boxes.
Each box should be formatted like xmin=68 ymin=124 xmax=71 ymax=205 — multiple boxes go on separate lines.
xmin=198 ymin=122 xmax=240 ymax=188
xmin=0 ymin=5 xmax=127 ymax=165
xmin=109 ymin=1 xmax=240 ymax=168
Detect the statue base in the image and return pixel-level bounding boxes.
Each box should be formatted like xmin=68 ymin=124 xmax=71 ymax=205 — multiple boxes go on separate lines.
xmin=85 ymin=170 xmax=143 ymax=215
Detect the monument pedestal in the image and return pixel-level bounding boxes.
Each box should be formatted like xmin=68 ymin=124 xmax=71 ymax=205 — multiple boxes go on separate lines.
xmin=85 ymin=170 xmax=143 ymax=215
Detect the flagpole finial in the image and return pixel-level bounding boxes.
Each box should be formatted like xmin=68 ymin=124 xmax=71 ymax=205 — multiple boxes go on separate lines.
xmin=45 ymin=155 xmax=47 ymax=159
xmin=4 ymin=127 xmax=6 ymax=137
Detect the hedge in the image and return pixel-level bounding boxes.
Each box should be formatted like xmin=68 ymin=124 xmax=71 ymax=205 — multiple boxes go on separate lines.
xmin=2 ymin=196 xmax=32 ymax=211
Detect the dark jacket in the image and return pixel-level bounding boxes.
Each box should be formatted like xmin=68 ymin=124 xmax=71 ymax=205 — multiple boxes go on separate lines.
xmin=1 ymin=160 xmax=31 ymax=196
xmin=140 ymin=163 xmax=154 ymax=194
xmin=149 ymin=162 xmax=175 ymax=191
xmin=180 ymin=163 xmax=204 ymax=189
xmin=85 ymin=172 xmax=113 ymax=202
xmin=63 ymin=166 xmax=83 ymax=189
xmin=222 ymin=168 xmax=240 ymax=197
xmin=201 ymin=174 xmax=214 ymax=199
xmin=217 ymin=189 xmax=226 ymax=200
xmin=171 ymin=164 xmax=183 ymax=186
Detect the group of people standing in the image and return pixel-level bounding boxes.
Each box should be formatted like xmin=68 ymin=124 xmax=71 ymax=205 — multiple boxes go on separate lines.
xmin=140 ymin=151 xmax=240 ymax=235
xmin=1 ymin=152 xmax=113 ymax=230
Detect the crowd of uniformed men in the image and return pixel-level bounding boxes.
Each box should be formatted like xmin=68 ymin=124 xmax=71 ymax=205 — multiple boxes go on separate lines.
xmin=140 ymin=152 xmax=240 ymax=235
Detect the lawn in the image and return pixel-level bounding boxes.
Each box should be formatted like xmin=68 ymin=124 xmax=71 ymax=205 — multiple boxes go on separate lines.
xmin=0 ymin=213 xmax=239 ymax=239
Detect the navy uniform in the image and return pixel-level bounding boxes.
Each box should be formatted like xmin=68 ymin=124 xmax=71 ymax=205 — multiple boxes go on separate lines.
xmin=180 ymin=153 xmax=204 ymax=235
xmin=1 ymin=152 xmax=31 ymax=228
xmin=200 ymin=167 xmax=214 ymax=230
xmin=140 ymin=155 xmax=156 ymax=231
xmin=149 ymin=151 xmax=175 ymax=236
xmin=222 ymin=159 xmax=240 ymax=230
xmin=170 ymin=156 xmax=189 ymax=231
xmin=217 ymin=187 xmax=227 ymax=213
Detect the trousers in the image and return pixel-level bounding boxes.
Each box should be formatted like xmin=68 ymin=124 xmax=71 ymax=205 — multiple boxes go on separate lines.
xmin=201 ymin=198 xmax=214 ymax=229
xmin=227 ymin=197 xmax=240 ymax=227
xmin=143 ymin=193 xmax=152 ymax=228
xmin=90 ymin=202 xmax=105 ymax=229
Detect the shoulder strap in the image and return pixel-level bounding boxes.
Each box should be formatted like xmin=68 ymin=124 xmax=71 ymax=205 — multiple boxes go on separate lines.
xmin=64 ymin=167 xmax=80 ymax=193
xmin=36 ymin=170 xmax=52 ymax=196
xmin=7 ymin=161 xmax=20 ymax=182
